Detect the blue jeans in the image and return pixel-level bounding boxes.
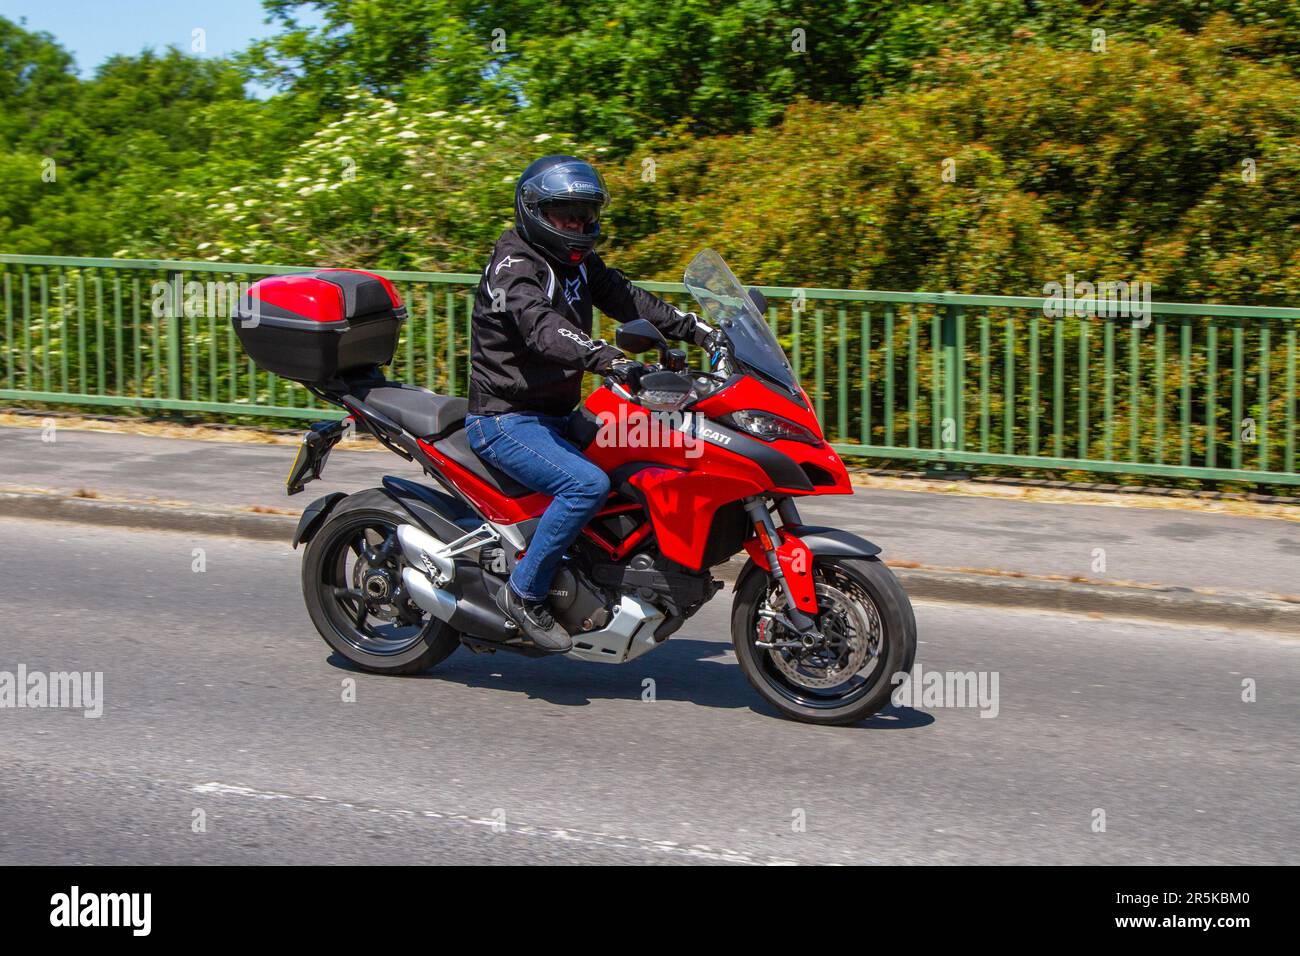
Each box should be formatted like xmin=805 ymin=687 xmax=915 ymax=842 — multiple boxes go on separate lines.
xmin=465 ymin=411 xmax=611 ymax=603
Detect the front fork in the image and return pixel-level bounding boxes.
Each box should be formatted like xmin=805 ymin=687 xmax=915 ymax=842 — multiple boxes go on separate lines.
xmin=742 ymin=496 xmax=821 ymax=639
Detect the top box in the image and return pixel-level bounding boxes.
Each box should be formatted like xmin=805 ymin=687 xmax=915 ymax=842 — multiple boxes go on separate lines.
xmin=232 ymin=269 xmax=407 ymax=383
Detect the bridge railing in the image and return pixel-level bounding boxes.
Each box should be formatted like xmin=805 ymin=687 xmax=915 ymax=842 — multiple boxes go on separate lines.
xmin=1 ymin=253 xmax=1296 ymax=485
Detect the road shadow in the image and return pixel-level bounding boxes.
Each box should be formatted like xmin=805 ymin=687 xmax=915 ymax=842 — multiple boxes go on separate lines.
xmin=327 ymin=637 xmax=935 ymax=729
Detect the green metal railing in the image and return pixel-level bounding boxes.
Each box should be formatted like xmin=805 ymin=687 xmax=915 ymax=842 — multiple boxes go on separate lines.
xmin=1 ymin=253 xmax=1297 ymax=485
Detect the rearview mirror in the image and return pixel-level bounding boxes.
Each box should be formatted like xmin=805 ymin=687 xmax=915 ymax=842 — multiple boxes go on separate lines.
xmin=615 ymin=318 xmax=667 ymax=355
xmin=747 ymin=287 xmax=768 ymax=313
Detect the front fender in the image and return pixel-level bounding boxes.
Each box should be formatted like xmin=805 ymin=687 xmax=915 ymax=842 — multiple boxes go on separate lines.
xmin=782 ymin=524 xmax=882 ymax=560
xmin=733 ymin=523 xmax=883 ymax=602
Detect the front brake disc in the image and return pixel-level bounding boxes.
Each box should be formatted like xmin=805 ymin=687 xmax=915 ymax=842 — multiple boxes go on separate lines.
xmin=763 ymin=582 xmax=878 ymax=691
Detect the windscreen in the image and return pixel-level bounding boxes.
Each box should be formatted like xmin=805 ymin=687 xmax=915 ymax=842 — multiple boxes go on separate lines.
xmin=682 ymin=249 xmax=800 ymax=397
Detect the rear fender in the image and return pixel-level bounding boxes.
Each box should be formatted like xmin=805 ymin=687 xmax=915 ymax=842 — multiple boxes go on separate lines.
xmin=291 ymin=478 xmax=484 ymax=551
xmin=380 ymin=475 xmax=484 ymax=545
xmin=292 ymin=492 xmax=348 ymax=549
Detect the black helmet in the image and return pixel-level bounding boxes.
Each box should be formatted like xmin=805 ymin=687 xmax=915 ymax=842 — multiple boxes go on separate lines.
xmin=514 ymin=155 xmax=609 ymax=265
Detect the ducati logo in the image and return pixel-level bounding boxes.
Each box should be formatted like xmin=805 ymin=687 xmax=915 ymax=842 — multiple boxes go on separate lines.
xmin=697 ymin=424 xmax=732 ymax=446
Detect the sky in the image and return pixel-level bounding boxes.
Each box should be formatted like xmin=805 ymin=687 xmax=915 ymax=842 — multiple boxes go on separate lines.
xmin=0 ymin=0 xmax=324 ymax=90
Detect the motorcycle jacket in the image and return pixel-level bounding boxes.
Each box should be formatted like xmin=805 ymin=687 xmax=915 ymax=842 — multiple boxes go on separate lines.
xmin=468 ymin=228 xmax=711 ymax=417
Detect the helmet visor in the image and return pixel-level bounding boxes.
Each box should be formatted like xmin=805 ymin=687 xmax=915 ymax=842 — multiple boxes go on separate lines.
xmin=539 ymin=199 xmax=602 ymax=234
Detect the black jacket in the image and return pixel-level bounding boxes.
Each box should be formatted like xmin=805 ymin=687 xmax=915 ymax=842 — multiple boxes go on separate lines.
xmin=467 ymin=229 xmax=707 ymax=416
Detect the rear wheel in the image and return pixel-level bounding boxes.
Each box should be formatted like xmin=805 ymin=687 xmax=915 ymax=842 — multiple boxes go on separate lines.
xmin=731 ymin=556 xmax=916 ymax=725
xmin=301 ymin=489 xmax=460 ymax=674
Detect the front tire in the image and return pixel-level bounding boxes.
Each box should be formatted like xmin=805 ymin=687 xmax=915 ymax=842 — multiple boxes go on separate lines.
xmin=731 ymin=556 xmax=916 ymax=725
xmin=301 ymin=489 xmax=461 ymax=675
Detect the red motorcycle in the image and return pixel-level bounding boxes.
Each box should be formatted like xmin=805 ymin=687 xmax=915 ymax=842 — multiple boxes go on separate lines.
xmin=234 ymin=250 xmax=915 ymax=724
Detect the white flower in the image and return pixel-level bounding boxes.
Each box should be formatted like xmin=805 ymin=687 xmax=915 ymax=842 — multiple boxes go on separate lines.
xmin=396 ymin=130 xmax=419 ymax=139
xmin=401 ymin=184 xmax=414 ymax=190
xmin=197 ymin=242 xmax=212 ymax=250
xmin=470 ymin=140 xmax=486 ymax=148
xmin=533 ymin=133 xmax=552 ymax=143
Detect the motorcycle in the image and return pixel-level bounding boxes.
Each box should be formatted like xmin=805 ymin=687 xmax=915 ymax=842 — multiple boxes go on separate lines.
xmin=233 ymin=249 xmax=916 ymax=725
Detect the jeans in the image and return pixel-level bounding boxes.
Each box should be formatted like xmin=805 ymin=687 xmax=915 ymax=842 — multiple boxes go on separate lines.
xmin=465 ymin=411 xmax=611 ymax=603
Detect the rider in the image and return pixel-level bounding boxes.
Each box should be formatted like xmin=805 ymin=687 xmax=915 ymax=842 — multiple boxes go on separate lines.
xmin=465 ymin=155 xmax=721 ymax=652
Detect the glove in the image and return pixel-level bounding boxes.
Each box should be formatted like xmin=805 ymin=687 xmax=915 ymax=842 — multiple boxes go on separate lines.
xmin=696 ymin=326 xmax=729 ymax=371
xmin=604 ymin=358 xmax=647 ymax=392
xmin=688 ymin=314 xmax=716 ymax=349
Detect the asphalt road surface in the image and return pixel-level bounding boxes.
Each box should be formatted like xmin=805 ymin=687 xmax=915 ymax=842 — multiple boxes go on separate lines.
xmin=0 ymin=517 xmax=1295 ymax=865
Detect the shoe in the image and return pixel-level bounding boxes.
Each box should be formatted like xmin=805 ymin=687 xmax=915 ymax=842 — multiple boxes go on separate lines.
xmin=496 ymin=583 xmax=572 ymax=653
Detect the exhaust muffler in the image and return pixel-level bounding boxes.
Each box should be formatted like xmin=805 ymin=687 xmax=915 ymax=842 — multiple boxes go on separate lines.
xmin=401 ymin=567 xmax=458 ymax=622
xmin=396 ymin=524 xmax=454 ymax=583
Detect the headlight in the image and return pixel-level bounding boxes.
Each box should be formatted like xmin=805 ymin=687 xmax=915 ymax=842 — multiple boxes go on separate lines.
xmin=725 ymin=409 xmax=819 ymax=444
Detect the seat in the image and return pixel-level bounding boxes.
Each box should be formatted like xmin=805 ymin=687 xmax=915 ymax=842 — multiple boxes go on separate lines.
xmin=354 ymin=382 xmax=467 ymax=439
xmin=433 ymin=428 xmax=533 ymax=498
xmin=354 ymin=381 xmax=537 ymax=499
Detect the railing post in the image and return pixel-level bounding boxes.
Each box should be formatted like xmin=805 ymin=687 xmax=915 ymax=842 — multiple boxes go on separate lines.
xmin=166 ymin=269 xmax=184 ymax=402
xmin=940 ymin=303 xmax=963 ymax=459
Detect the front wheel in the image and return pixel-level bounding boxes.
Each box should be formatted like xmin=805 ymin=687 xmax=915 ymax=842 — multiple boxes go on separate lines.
xmin=731 ymin=556 xmax=916 ymax=725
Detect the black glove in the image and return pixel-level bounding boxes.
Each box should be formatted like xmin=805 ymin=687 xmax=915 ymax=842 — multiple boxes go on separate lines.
xmin=688 ymin=314 xmax=717 ymax=349
xmin=604 ymin=358 xmax=647 ymax=392
xmin=697 ymin=327 xmax=729 ymax=371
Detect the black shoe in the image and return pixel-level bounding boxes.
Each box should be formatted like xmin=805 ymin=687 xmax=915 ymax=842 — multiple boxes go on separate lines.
xmin=496 ymin=584 xmax=572 ymax=653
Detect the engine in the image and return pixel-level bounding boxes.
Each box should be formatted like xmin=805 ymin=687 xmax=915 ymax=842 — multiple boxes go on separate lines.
xmin=546 ymin=565 xmax=612 ymax=635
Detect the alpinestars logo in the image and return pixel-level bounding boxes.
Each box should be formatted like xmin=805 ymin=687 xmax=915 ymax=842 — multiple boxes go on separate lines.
xmin=494 ymin=255 xmax=522 ymax=274
xmin=562 ymin=276 xmax=584 ymax=306
xmin=558 ymin=327 xmax=600 ymax=351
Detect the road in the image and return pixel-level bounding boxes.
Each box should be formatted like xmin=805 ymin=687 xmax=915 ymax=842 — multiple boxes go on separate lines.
xmin=0 ymin=517 xmax=1296 ymax=865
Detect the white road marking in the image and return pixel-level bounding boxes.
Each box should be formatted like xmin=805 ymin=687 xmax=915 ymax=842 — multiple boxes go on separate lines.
xmin=192 ymin=781 xmax=817 ymax=865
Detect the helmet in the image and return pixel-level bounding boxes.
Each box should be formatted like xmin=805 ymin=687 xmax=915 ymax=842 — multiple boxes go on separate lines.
xmin=514 ymin=155 xmax=609 ymax=265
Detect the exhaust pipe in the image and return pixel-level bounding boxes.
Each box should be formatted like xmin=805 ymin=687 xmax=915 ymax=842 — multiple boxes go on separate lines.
xmin=396 ymin=524 xmax=454 ymax=583
xmin=401 ymin=567 xmax=457 ymax=622
xmin=402 ymin=563 xmax=518 ymax=644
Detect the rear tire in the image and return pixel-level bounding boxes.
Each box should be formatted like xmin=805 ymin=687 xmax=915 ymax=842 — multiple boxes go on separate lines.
xmin=301 ymin=489 xmax=461 ymax=675
xmin=731 ymin=556 xmax=916 ymax=726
